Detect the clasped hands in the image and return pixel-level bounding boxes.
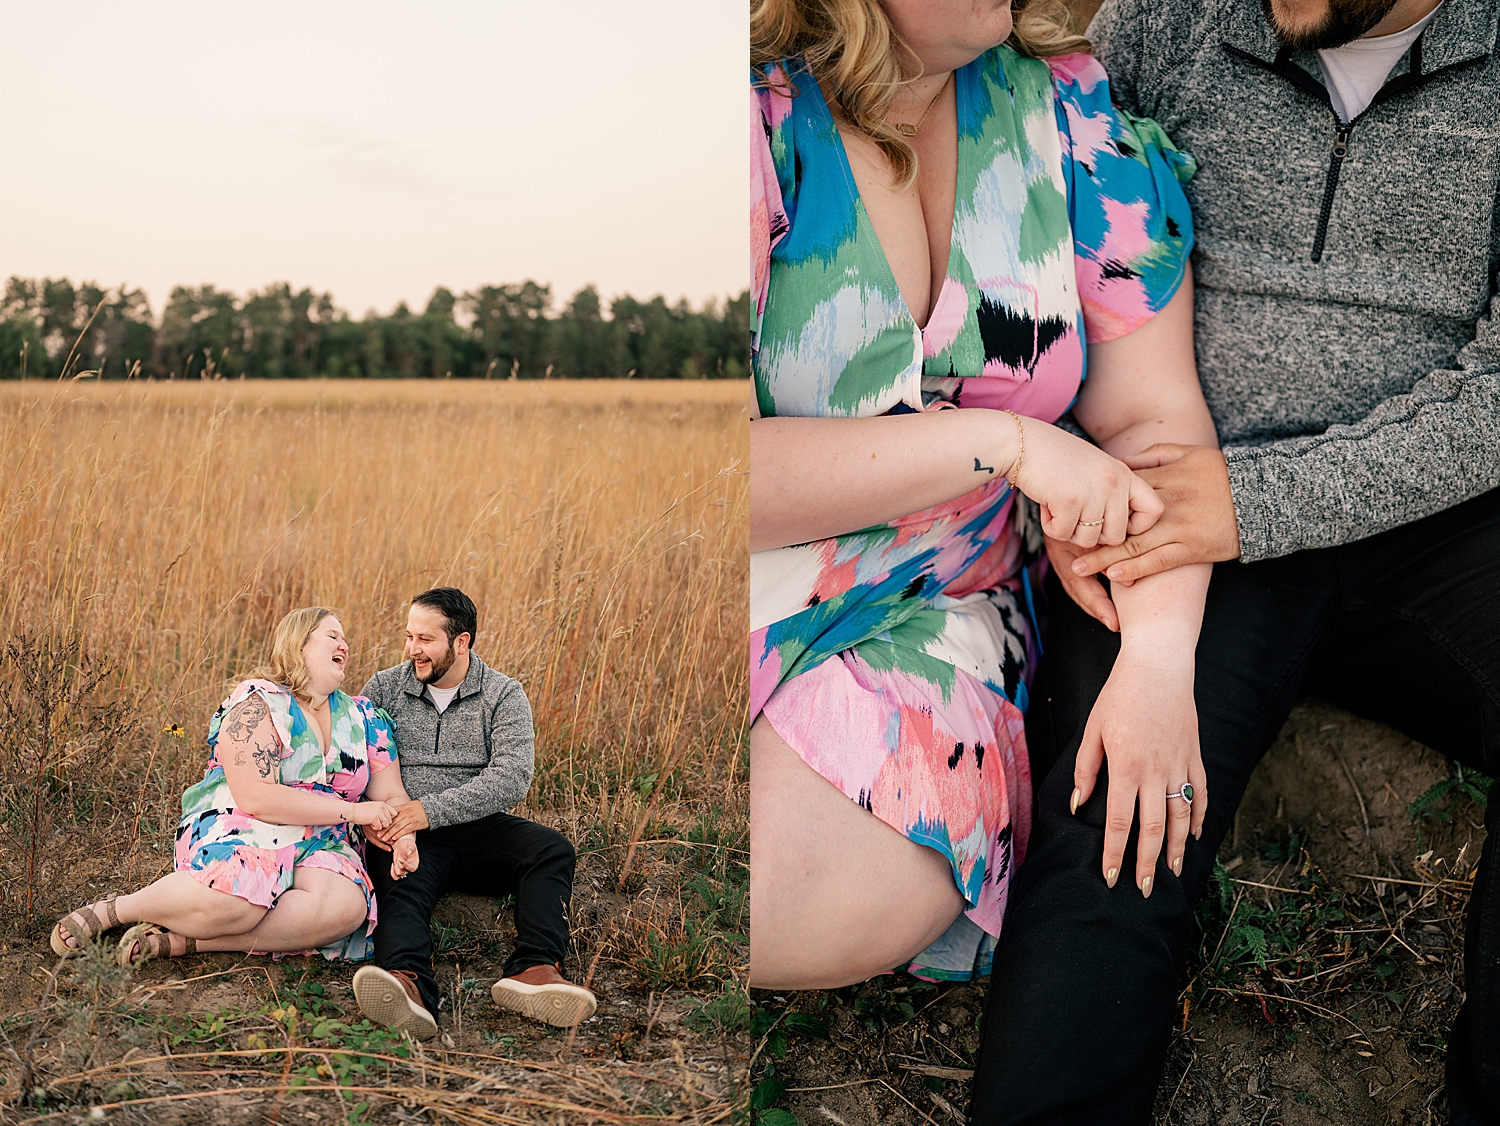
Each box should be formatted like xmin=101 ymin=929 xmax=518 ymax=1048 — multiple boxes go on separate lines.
xmin=1050 ymin=443 xmax=1241 ymax=632
xmin=364 ymin=798 xmax=431 ymax=880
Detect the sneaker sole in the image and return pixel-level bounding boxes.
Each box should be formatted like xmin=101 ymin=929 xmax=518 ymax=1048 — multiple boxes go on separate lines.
xmin=490 ymin=979 xmax=597 ymax=1027
xmin=352 ymin=967 xmax=439 ymax=1040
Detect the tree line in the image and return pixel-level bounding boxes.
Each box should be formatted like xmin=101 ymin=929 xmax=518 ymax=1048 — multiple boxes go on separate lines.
xmin=0 ymin=277 xmax=750 ymax=381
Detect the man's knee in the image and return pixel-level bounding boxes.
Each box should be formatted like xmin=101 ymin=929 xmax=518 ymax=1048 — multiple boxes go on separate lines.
xmin=529 ymin=824 xmax=576 ymax=871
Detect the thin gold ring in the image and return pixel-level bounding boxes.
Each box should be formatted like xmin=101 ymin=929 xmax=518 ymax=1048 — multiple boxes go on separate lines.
xmin=1078 ymin=519 xmax=1104 ymax=527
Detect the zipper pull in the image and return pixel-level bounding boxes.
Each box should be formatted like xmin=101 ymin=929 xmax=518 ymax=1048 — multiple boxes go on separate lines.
xmin=1332 ymin=126 xmax=1350 ymax=158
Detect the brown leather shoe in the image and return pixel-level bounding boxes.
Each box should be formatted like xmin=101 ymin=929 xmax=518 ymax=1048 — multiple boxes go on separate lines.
xmin=352 ymin=966 xmax=439 ymax=1040
xmin=490 ymin=962 xmax=597 ymax=1027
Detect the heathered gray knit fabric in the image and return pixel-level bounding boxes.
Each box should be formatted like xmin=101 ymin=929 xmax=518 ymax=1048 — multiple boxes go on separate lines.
xmin=359 ymin=654 xmax=534 ymax=830
xmin=1091 ymin=0 xmax=1500 ymax=562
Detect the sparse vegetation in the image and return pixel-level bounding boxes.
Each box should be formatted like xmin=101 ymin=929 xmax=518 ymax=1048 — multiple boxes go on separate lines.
xmin=752 ymin=702 xmax=1479 ymax=1125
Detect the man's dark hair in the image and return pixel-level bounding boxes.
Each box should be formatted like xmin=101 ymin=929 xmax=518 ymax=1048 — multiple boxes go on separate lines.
xmin=411 ymin=587 xmax=478 ymax=648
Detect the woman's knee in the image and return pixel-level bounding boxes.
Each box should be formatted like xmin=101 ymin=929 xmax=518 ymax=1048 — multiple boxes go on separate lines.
xmin=198 ymin=894 xmax=267 ymax=936
xmin=335 ymin=887 xmax=369 ymax=932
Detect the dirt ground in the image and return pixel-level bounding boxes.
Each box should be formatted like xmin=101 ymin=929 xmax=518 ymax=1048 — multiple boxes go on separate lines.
xmin=0 ymin=811 xmax=748 ymax=1124
xmin=753 ymin=698 xmax=1481 ymax=1126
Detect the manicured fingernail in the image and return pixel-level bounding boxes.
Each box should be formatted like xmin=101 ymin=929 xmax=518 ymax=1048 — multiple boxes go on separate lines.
xmin=1194 ymin=826 xmax=1203 ymax=840
xmin=1070 ymin=788 xmax=1081 ymax=815
xmin=1172 ymin=856 xmax=1183 ymax=877
xmin=1106 ymin=867 xmax=1118 ymax=887
xmin=1142 ymin=875 xmax=1153 ymax=898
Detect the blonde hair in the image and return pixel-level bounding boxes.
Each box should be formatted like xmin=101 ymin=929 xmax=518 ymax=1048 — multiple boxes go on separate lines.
xmin=246 ymin=606 xmax=337 ymax=701
xmin=751 ymin=0 xmax=1089 ymax=188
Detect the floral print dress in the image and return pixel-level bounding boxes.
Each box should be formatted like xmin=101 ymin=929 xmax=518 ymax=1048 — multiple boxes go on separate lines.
xmin=750 ymin=48 xmax=1195 ymax=979
xmin=174 ymin=679 xmax=399 ymax=961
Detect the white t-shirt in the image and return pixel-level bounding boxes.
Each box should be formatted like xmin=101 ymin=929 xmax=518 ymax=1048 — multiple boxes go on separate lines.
xmin=1317 ymin=5 xmax=1440 ymax=123
xmin=427 ymin=683 xmax=460 ymax=714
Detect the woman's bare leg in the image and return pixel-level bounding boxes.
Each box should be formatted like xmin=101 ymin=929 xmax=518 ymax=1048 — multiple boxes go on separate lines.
xmin=192 ymin=866 xmax=367 ymax=954
xmin=750 ymin=718 xmax=965 ymax=989
xmin=57 ymin=873 xmax=266 ymax=950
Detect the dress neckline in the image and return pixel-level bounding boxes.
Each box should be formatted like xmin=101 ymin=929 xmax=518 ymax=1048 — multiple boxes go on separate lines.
xmin=802 ymin=56 xmax=973 ymax=337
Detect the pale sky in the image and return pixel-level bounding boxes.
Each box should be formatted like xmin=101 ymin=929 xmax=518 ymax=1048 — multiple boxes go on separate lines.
xmin=0 ymin=2 xmax=745 ymax=319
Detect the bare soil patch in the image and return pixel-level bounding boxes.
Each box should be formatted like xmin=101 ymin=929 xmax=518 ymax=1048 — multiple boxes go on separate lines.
xmin=751 ymin=699 xmax=1480 ymax=1126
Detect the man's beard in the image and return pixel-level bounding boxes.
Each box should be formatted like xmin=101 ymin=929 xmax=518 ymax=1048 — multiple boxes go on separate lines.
xmin=1261 ymin=0 xmax=1401 ymax=48
xmin=413 ymin=643 xmax=456 ymax=685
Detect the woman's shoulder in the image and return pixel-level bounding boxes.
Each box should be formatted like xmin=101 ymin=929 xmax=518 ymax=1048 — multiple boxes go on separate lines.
xmin=341 ymin=691 xmax=397 ymax=731
xmin=752 ymin=58 xmax=805 ymax=141
xmin=221 ymin=678 xmax=291 ymax=713
xmin=208 ymin=680 xmax=293 ymax=745
xmin=1044 ymin=51 xmax=1110 ymax=96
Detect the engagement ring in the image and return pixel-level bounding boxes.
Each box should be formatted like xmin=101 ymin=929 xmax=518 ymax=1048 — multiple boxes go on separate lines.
xmin=1167 ymin=783 xmax=1194 ymax=804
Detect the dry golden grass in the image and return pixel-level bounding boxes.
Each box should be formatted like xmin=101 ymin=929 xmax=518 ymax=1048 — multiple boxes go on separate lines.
xmin=0 ymin=377 xmax=744 ymax=796
xmin=0 ymin=378 xmax=748 ymax=1121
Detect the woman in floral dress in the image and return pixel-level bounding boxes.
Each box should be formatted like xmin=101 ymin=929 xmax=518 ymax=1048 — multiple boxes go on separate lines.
xmin=51 ymin=607 xmax=415 ymax=964
xmin=751 ymin=0 xmax=1219 ymax=986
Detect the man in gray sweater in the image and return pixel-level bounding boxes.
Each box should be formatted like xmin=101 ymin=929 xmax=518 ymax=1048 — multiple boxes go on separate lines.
xmin=968 ymin=0 xmax=1500 ymax=1121
xmin=350 ymin=587 xmax=596 ymax=1038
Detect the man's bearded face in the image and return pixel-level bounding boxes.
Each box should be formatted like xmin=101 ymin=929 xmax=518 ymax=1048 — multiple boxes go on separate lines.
xmin=1261 ymin=0 xmax=1402 ymax=49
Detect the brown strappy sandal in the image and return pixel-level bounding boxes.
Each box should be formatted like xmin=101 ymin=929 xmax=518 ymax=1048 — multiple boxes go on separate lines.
xmin=50 ymin=897 xmax=123 ymax=957
xmin=116 ymin=923 xmax=197 ymax=967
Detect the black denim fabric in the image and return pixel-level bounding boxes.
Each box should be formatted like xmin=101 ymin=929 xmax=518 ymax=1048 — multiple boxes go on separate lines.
xmin=968 ymin=486 xmax=1500 ymax=1125
xmin=368 ymin=811 xmax=576 ymax=1017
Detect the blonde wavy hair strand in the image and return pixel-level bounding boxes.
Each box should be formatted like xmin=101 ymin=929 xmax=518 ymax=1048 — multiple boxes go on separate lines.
xmin=751 ymin=0 xmax=1089 ymax=188
xmin=245 ymin=606 xmax=337 ymax=702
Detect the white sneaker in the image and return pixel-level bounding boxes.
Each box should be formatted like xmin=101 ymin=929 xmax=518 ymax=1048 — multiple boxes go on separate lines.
xmin=352 ymin=966 xmax=439 ymax=1040
xmin=490 ymin=962 xmax=597 ymax=1027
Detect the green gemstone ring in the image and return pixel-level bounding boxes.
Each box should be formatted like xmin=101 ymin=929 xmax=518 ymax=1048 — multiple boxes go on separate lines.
xmin=1168 ymin=783 xmax=1195 ymax=804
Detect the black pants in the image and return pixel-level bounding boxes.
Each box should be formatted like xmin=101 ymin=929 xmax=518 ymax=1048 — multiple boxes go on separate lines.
xmin=368 ymin=811 xmax=576 ymax=1017
xmin=969 ymin=486 xmax=1500 ymax=1126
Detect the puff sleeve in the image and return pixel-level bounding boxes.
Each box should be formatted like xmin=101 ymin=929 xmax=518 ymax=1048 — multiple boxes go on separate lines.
xmin=1048 ymin=53 xmax=1196 ymax=344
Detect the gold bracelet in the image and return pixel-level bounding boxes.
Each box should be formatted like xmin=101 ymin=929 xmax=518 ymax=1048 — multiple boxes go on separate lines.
xmin=1000 ymin=409 xmax=1024 ymax=489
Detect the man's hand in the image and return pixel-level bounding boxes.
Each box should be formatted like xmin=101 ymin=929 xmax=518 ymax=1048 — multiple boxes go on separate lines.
xmin=383 ymin=799 xmax=430 ymax=842
xmin=390 ymin=834 xmax=420 ymax=880
xmin=1071 ymin=445 xmax=1241 ymax=584
xmin=1045 ymin=537 xmax=1119 ymax=632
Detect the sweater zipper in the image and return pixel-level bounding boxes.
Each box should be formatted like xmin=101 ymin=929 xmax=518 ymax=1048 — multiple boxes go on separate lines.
xmin=1222 ymin=35 xmax=1441 ymax=264
xmin=1310 ymin=121 xmax=1351 ymax=263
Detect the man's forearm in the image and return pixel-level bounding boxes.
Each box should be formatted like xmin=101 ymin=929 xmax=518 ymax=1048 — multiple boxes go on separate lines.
xmin=420 ymin=768 xmax=530 ymax=829
xmin=1228 ymin=368 xmax=1500 ymax=561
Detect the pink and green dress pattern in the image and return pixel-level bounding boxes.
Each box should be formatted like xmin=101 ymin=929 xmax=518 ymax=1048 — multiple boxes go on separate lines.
xmin=174 ymin=679 xmax=399 ymax=961
xmin=750 ymin=47 xmax=1195 ymax=979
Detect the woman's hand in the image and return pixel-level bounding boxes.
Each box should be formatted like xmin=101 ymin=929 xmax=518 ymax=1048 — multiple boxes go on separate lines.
xmin=1014 ymin=418 xmax=1164 ymax=549
xmin=390 ymin=834 xmax=420 ymax=880
xmin=1071 ymin=640 xmax=1206 ymax=896
xmin=1045 ymin=536 xmax=1119 ymax=632
xmin=347 ymin=800 xmax=398 ymax=831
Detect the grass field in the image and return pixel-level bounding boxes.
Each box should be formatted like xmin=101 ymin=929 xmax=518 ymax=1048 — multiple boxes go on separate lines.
xmin=0 ymin=378 xmax=749 ymax=1123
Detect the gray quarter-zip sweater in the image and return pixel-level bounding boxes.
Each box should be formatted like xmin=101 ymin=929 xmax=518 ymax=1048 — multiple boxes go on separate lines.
xmin=1090 ymin=0 xmax=1500 ymax=561
xmin=359 ymin=654 xmax=534 ymax=829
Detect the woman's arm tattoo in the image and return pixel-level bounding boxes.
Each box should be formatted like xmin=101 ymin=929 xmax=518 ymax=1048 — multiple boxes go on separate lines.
xmin=222 ymin=695 xmax=279 ymax=777
xmin=223 ymin=695 xmax=269 ymax=744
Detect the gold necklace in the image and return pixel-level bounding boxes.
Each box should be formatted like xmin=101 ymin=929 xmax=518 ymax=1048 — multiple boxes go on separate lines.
xmin=890 ymin=72 xmax=953 ymax=138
